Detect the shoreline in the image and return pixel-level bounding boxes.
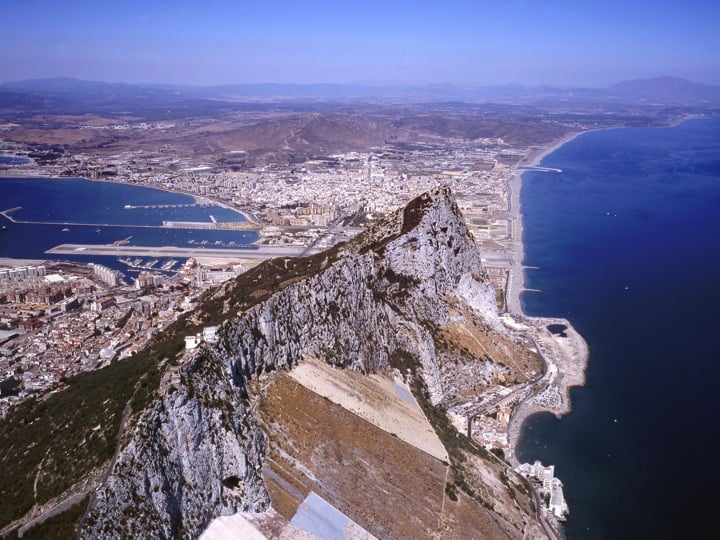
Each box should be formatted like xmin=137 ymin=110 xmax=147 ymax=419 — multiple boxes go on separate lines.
xmin=506 ymin=116 xmax=699 ymax=314
xmin=504 ymin=131 xmax=591 ymax=463
xmin=504 ymin=130 xmax=586 ymax=316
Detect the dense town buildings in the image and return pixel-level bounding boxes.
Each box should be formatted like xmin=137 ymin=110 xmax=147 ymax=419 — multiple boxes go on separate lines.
xmin=1 ymin=132 xmax=531 ymax=419
xmin=0 ymin=257 xmax=229 ymax=417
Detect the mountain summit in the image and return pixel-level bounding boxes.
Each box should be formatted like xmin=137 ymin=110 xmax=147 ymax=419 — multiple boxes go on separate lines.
xmin=7 ymin=188 xmax=546 ymax=538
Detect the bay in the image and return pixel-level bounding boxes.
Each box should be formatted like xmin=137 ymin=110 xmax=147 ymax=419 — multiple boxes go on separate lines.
xmin=0 ymin=177 xmax=258 ymax=274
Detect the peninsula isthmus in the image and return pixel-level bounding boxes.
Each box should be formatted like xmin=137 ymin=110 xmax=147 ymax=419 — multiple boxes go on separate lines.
xmin=1 ymin=75 xmax=716 ymax=539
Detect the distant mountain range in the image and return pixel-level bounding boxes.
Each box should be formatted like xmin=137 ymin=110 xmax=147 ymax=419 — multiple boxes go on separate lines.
xmin=603 ymin=76 xmax=720 ymax=104
xmin=1 ymin=76 xmax=719 ymax=116
xmin=201 ymin=76 xmax=720 ymax=105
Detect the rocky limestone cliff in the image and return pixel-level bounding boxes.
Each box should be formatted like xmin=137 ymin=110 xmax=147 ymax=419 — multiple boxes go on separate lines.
xmin=80 ymin=186 xmax=539 ymax=538
xmin=220 ymin=187 xmax=516 ymax=404
xmin=80 ymin=349 xmax=270 ymax=539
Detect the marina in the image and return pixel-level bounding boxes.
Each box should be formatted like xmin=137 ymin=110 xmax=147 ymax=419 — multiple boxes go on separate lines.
xmin=0 ymin=176 xmax=260 ymax=275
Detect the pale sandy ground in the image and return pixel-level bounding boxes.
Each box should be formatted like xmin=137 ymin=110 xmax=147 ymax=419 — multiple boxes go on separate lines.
xmin=200 ymin=508 xmax=318 ymax=540
xmin=194 ymin=256 xmax=259 ymax=267
xmin=289 ymin=357 xmax=448 ymax=462
xmin=0 ymin=257 xmax=47 ymax=267
xmin=506 ymin=319 xmax=589 ymax=464
xmin=520 ymin=132 xmax=585 ymax=170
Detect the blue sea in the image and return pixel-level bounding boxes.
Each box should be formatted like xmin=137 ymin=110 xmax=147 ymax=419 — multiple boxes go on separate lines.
xmin=517 ymin=118 xmax=720 ymax=539
xmin=0 ymin=156 xmax=30 ymax=165
xmin=0 ymin=177 xmax=258 ymax=274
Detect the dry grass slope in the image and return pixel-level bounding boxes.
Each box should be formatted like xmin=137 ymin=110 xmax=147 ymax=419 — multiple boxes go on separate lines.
xmin=253 ymin=374 xmax=511 ymax=540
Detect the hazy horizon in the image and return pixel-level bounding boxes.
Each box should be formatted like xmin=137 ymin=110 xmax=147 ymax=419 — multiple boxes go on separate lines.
xmin=1 ymin=0 xmax=719 ymax=87
xmin=1 ymin=74 xmax=715 ymax=90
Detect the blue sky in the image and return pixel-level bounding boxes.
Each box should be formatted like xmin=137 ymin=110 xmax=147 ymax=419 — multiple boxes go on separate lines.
xmin=1 ymin=0 xmax=718 ymax=86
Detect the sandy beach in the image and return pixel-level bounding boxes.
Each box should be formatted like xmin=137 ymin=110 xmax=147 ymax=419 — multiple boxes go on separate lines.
xmin=520 ymin=131 xmax=585 ymax=169
xmin=505 ymin=130 xmax=587 ymax=315
xmin=503 ymin=132 xmax=591 ymax=461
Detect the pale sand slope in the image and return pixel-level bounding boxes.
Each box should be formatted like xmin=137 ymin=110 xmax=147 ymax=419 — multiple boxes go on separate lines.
xmin=200 ymin=508 xmax=318 ymax=540
xmin=289 ymin=357 xmax=448 ymax=462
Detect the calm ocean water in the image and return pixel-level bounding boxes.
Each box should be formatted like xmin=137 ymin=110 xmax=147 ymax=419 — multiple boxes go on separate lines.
xmin=0 ymin=177 xmax=258 ymax=274
xmin=0 ymin=157 xmax=30 ymax=165
xmin=517 ymin=118 xmax=720 ymax=539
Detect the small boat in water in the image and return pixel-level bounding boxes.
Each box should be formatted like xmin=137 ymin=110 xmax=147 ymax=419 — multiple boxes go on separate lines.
xmin=62 ymin=228 xmax=70 ymax=232
xmin=0 ymin=225 xmax=7 ymax=232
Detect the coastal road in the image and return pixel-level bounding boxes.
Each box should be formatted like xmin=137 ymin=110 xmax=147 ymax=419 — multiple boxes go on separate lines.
xmin=466 ymin=331 xmax=558 ymax=539
xmin=468 ymin=334 xmax=550 ymax=434
xmin=466 ymin=436 xmax=557 ymax=540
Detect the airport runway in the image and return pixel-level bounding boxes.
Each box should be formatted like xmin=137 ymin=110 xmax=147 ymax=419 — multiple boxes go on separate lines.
xmin=45 ymin=243 xmax=320 ymax=260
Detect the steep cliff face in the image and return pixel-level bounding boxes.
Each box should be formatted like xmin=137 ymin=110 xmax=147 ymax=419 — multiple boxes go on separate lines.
xmin=81 ymin=186 xmax=540 ymax=538
xmin=80 ymin=349 xmax=270 ymax=539
xmin=221 ymin=187 xmax=516 ymax=405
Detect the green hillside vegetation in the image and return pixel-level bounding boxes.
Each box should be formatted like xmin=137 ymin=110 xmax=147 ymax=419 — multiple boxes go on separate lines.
xmin=0 ymin=349 xmax=156 ymax=527
xmin=0 ymin=191 xmax=444 ymax=532
xmin=0 ymin=249 xmax=350 ymax=531
xmin=0 ymin=311 xmax=194 ymax=528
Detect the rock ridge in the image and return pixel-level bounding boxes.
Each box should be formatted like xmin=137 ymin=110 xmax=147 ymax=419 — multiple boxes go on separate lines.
xmin=80 ymin=186 xmax=539 ymax=538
